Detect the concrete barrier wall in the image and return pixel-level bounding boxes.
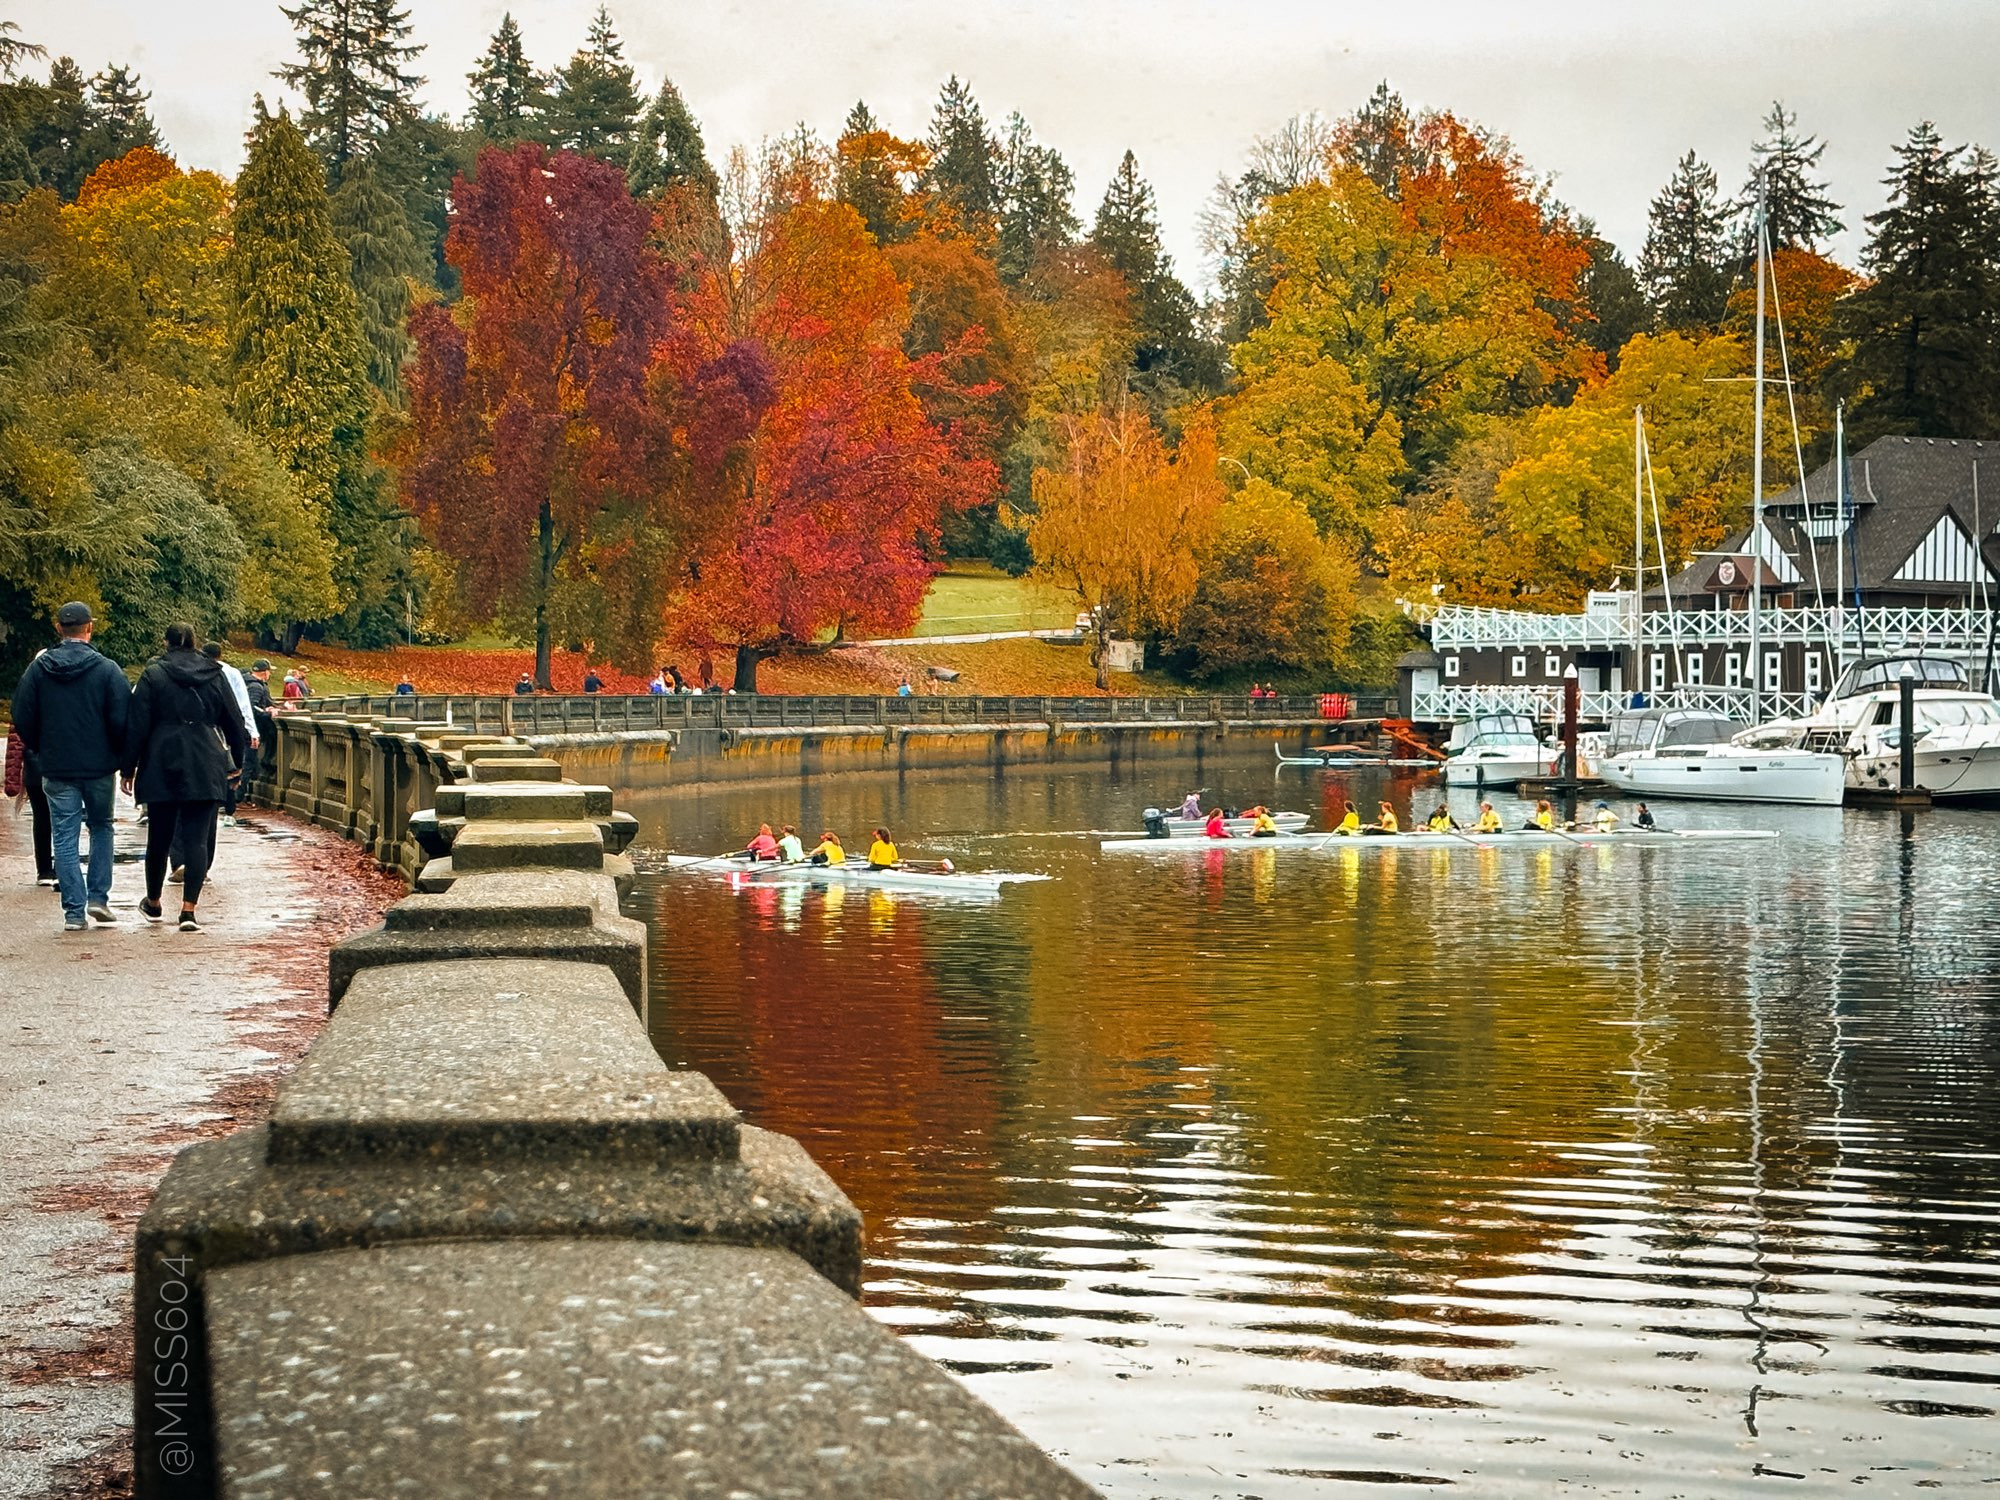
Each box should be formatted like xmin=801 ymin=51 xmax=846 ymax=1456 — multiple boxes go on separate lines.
xmin=145 ymin=724 xmax=1100 ymax=1498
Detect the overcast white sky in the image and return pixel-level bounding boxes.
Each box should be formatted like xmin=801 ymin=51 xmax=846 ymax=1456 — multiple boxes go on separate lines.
xmin=14 ymin=1 xmax=2000 ymax=286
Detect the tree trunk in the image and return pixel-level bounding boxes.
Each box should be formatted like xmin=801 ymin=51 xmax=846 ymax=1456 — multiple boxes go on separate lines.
xmin=281 ymin=621 xmax=305 ymax=655
xmin=534 ymin=500 xmax=555 ymax=690
xmin=733 ymin=644 xmax=763 ymax=694
xmin=1094 ymin=621 xmax=1110 ymax=691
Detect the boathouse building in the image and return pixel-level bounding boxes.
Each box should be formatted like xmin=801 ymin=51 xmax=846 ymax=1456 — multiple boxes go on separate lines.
xmin=1407 ymin=436 xmax=2000 ymax=725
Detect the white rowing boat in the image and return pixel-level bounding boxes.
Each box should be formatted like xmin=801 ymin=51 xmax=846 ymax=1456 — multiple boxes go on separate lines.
xmin=1099 ymin=827 xmax=1778 ymax=853
xmin=1275 ymin=745 xmax=1441 ymax=769
xmin=1144 ymin=808 xmax=1310 ymax=837
xmin=662 ymin=853 xmax=1038 ymax=896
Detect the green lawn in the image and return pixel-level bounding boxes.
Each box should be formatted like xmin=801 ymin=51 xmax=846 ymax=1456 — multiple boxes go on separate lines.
xmin=913 ymin=564 xmax=1075 ymax=637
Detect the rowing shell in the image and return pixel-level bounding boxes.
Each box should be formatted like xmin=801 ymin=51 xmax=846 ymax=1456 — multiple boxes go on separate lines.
xmin=1099 ymin=828 xmax=1779 ymax=853
xmin=663 ymin=853 xmax=1041 ymax=895
xmin=1274 ymin=745 xmax=1442 ymax=769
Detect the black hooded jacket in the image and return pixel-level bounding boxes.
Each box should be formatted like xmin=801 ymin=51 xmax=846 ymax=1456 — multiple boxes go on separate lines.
xmin=10 ymin=638 xmax=130 ymax=780
xmin=124 ymin=649 xmax=247 ymax=804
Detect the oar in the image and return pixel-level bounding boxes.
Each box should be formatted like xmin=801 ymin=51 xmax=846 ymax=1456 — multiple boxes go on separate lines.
xmin=1443 ymin=826 xmax=1494 ymax=851
xmin=674 ymin=848 xmax=755 ymax=872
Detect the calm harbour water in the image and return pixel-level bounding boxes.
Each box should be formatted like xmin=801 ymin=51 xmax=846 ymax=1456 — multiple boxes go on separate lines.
xmin=625 ymin=759 xmax=2000 ymax=1498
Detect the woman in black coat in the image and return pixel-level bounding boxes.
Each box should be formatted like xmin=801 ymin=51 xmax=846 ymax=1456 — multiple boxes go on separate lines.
xmin=120 ymin=622 xmax=247 ymax=930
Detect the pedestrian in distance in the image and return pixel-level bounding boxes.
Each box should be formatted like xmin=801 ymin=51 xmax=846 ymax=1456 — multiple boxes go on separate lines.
xmin=394 ymin=675 xmax=415 ymax=696
xmin=582 ymin=668 xmax=603 ymax=694
xmin=9 ymin=602 xmax=129 ymax=931
xmin=281 ymin=669 xmax=304 ymax=704
xmin=202 ymin=642 xmax=257 ymax=829
xmin=513 ymin=672 xmax=535 ymax=696
xmin=5 ymin=707 xmax=57 ymax=887
xmin=123 ymin=622 xmax=248 ymax=932
xmin=243 ymin=661 xmax=277 ymax=800
xmin=647 ymin=670 xmax=667 ymax=696
xmin=896 ymin=677 xmax=914 ymax=698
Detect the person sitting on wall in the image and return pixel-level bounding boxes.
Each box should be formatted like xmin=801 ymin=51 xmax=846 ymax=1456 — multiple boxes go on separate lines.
xmin=582 ymin=669 xmax=602 ymax=694
xmin=513 ymin=673 xmax=534 ymax=696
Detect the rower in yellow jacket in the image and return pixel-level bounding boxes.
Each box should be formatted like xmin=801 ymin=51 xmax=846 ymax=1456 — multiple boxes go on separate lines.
xmin=867 ymin=827 xmax=899 ymax=869
xmin=1334 ymin=802 xmax=1362 ymax=835
xmin=1426 ymin=806 xmax=1453 ymax=832
xmin=1370 ymin=800 xmax=1400 ymax=835
xmin=1474 ymin=801 xmax=1503 ymax=833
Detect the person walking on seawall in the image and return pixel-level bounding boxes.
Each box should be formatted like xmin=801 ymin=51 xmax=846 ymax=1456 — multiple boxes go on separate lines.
xmin=203 ymin=642 xmax=257 ymax=829
xmin=9 ymin=602 xmax=129 ymax=932
xmin=242 ymin=660 xmax=277 ymax=802
xmin=123 ymin=622 xmax=247 ymax=932
xmin=5 ymin=713 xmax=57 ymax=887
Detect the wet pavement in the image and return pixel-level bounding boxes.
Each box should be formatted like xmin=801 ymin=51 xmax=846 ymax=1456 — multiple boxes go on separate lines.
xmin=0 ymin=769 xmax=400 ymax=1498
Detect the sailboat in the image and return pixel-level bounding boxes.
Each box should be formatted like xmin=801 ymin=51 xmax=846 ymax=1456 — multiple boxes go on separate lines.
xmin=1596 ymin=189 xmax=1844 ymax=806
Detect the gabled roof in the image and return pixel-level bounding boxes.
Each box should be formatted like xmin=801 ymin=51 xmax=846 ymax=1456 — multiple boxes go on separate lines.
xmin=1652 ymin=435 xmax=2000 ymax=601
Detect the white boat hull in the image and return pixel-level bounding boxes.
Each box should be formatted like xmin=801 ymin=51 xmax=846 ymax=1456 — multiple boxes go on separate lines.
xmin=1597 ymin=749 xmax=1845 ymax=806
xmin=1100 ymin=828 xmax=1777 ymax=853
xmin=1442 ymin=752 xmax=1558 ymax=787
xmin=662 ymin=853 xmax=1034 ymax=895
xmin=1848 ymin=743 xmax=2000 ymax=799
xmin=1155 ymin=813 xmax=1309 ymax=837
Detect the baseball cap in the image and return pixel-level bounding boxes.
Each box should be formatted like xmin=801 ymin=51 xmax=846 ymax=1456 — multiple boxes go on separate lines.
xmin=56 ymin=601 xmax=92 ymax=627
xmin=252 ymin=659 xmax=271 ymax=671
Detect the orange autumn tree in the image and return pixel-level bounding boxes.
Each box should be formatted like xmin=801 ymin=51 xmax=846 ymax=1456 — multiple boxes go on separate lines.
xmin=666 ymin=165 xmax=997 ymax=691
xmin=1029 ymin=407 xmax=1224 ymax=688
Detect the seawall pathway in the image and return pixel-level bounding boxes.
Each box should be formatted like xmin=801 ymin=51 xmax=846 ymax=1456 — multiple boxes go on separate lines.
xmin=0 ymin=770 xmax=400 ymax=1499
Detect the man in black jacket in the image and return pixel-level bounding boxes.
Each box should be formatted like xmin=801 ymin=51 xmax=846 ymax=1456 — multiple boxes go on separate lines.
xmin=10 ymin=602 xmax=129 ymax=931
xmin=242 ymin=659 xmax=276 ymax=801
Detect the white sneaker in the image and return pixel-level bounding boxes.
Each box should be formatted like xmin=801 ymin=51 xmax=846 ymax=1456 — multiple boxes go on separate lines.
xmin=220 ymin=814 xmax=236 ymax=827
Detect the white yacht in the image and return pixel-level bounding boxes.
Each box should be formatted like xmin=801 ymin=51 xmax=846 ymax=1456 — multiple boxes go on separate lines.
xmin=1440 ymin=712 xmax=1559 ymax=787
xmin=1596 ymin=707 xmax=1844 ymax=805
xmin=1742 ymin=656 xmax=2000 ymax=800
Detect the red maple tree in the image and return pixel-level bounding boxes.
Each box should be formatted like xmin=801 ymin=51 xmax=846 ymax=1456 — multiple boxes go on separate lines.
xmin=402 ymin=143 xmax=767 ymax=685
xmin=666 ymin=194 xmax=998 ymax=691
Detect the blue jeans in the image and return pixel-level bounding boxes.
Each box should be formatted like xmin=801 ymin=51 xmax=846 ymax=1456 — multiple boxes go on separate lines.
xmin=44 ymin=774 xmax=115 ymax=922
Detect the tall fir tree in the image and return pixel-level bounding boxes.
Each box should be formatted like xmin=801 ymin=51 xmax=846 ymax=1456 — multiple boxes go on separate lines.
xmin=1843 ymin=122 xmax=2000 ymax=442
xmin=466 ymin=13 xmax=544 ymax=146
xmin=996 ymin=112 xmax=1076 ymax=284
xmin=543 ymin=7 xmax=642 ymax=166
xmin=627 ymin=77 xmax=717 ymax=199
xmin=1739 ymin=101 xmax=1842 ymax=252
xmin=21 ymin=57 xmax=94 ymax=198
xmin=277 ymin=0 xmax=424 ymax=174
xmin=835 ymin=101 xmax=909 ymax=245
xmin=923 ymin=75 xmax=997 ymax=234
xmin=0 ymin=21 xmax=45 ymax=79
xmin=1090 ymin=149 xmax=1218 ymax=404
xmin=329 ymin=154 xmax=425 ymax=395
xmin=1575 ymin=231 xmax=1650 ymax=366
xmin=1639 ymin=150 xmax=1732 ymax=331
xmin=227 ymin=104 xmax=379 ymax=631
xmin=79 ymin=65 xmax=159 ymax=163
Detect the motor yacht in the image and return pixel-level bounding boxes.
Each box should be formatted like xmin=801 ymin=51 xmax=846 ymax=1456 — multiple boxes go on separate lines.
xmin=1440 ymin=712 xmax=1559 ymax=787
xmin=1737 ymin=656 xmax=2000 ymax=799
xmin=1596 ymin=707 xmax=1844 ymax=805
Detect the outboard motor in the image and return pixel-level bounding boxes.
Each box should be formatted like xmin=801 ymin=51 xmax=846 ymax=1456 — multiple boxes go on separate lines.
xmin=1142 ymin=806 xmax=1168 ymax=839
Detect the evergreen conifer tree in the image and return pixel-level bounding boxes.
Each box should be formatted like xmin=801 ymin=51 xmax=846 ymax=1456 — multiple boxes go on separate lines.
xmin=835 ymin=101 xmax=908 ymax=245
xmin=0 ymin=21 xmax=45 ymax=79
xmin=923 ymin=76 xmax=997 ymax=233
xmin=466 ymin=13 xmax=544 ymax=146
xmin=1090 ymin=150 xmax=1219 ymax=402
xmin=1639 ymin=150 xmax=1732 ymax=331
xmin=543 ymin=7 xmax=642 ymax=166
xmin=79 ymin=65 xmax=159 ymax=163
xmin=22 ymin=57 xmax=94 ymax=198
xmin=277 ymin=0 xmax=425 ymax=173
xmin=1844 ymin=122 xmax=2000 ymax=442
xmin=1739 ymin=102 xmax=1842 ymax=252
xmin=1576 ymin=232 xmax=1650 ymax=365
xmin=329 ymin=154 xmax=425 ymax=396
xmin=627 ymin=77 xmax=717 ymax=199
xmin=228 ymin=104 xmax=378 ymax=629
xmin=996 ymin=112 xmax=1076 ymax=283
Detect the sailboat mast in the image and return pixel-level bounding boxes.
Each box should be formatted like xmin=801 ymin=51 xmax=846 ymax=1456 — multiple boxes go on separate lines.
xmin=1634 ymin=404 xmax=1644 ymax=700
xmin=1750 ymin=181 xmax=1768 ymax=724
xmin=1834 ymin=401 xmax=1846 ymax=674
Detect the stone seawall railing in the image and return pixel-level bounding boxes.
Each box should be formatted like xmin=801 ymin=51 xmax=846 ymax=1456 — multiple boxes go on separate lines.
xmin=141 ymin=724 xmax=1099 ymax=1497
xmin=260 ymin=697 xmax=1380 ymax=832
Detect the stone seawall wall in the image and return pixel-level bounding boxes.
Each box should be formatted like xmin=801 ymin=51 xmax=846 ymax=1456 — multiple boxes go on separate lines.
xmin=141 ymin=717 xmax=1101 ymax=1498
xmin=537 ymin=719 xmax=1332 ymax=792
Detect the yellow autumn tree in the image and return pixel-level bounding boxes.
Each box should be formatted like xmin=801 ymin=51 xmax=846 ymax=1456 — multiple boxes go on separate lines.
xmin=1029 ymin=406 xmax=1223 ymax=688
